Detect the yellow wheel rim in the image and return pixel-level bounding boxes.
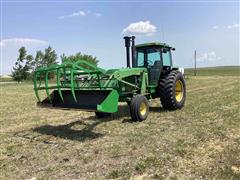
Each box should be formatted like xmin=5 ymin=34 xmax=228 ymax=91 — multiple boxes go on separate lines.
xmin=175 ymin=80 xmax=184 ymax=102
xmin=140 ymin=102 xmax=147 ymax=116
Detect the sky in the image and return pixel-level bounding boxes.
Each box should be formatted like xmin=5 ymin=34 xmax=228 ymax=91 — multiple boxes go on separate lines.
xmin=0 ymin=0 xmax=239 ymax=75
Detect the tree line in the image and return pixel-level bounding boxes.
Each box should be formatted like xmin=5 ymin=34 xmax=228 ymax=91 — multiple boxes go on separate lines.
xmin=12 ymin=46 xmax=99 ymax=82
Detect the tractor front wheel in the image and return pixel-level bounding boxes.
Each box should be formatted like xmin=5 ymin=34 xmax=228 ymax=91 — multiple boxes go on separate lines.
xmin=159 ymin=70 xmax=186 ymax=110
xmin=130 ymin=95 xmax=149 ymax=121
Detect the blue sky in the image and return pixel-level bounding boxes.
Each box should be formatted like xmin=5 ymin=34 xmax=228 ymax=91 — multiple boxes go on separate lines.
xmin=0 ymin=1 xmax=239 ymax=75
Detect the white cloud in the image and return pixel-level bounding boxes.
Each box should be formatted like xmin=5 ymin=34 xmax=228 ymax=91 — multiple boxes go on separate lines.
xmin=211 ymin=23 xmax=240 ymax=30
xmin=86 ymin=10 xmax=102 ymax=17
xmin=59 ymin=10 xmax=102 ymax=19
xmin=227 ymin=23 xmax=240 ymax=29
xmin=197 ymin=51 xmax=222 ymax=62
xmin=122 ymin=21 xmax=157 ymax=36
xmin=0 ymin=38 xmax=48 ymax=48
xmin=59 ymin=10 xmax=86 ymax=19
xmin=94 ymin=13 xmax=102 ymax=17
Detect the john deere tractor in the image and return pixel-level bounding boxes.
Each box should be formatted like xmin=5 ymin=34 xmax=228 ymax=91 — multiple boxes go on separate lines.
xmin=33 ymin=36 xmax=186 ymax=121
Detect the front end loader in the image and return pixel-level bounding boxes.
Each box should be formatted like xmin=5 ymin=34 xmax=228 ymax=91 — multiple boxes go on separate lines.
xmin=33 ymin=36 xmax=186 ymax=121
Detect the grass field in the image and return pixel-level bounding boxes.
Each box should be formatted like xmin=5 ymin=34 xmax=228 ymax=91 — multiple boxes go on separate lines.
xmin=185 ymin=66 xmax=240 ymax=76
xmin=0 ymin=77 xmax=13 ymax=83
xmin=0 ymin=68 xmax=240 ymax=179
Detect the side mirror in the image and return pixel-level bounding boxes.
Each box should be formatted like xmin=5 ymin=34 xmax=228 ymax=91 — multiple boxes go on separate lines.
xmin=171 ymin=48 xmax=175 ymax=51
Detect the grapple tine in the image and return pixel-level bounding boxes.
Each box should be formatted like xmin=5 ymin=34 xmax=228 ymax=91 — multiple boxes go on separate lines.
xmin=57 ymin=68 xmax=64 ymax=102
xmin=44 ymin=71 xmax=52 ymax=103
xmin=70 ymin=67 xmax=77 ymax=102
xmin=33 ymin=72 xmax=41 ymax=102
xmin=73 ymin=60 xmax=106 ymax=74
xmin=63 ymin=66 xmax=67 ymax=83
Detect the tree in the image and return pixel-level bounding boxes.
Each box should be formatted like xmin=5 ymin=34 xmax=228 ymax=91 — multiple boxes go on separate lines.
xmin=61 ymin=52 xmax=99 ymax=69
xmin=31 ymin=46 xmax=57 ymax=71
xmin=42 ymin=46 xmax=58 ymax=67
xmin=12 ymin=47 xmax=33 ymax=82
xmin=12 ymin=46 xmax=58 ymax=82
xmin=30 ymin=46 xmax=58 ymax=79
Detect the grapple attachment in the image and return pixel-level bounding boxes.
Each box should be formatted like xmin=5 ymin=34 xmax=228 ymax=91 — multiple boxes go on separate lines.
xmin=33 ymin=60 xmax=119 ymax=113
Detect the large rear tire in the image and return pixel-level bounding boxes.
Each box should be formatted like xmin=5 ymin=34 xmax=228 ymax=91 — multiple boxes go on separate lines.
xmin=130 ymin=95 xmax=149 ymax=121
xmin=159 ymin=70 xmax=186 ymax=110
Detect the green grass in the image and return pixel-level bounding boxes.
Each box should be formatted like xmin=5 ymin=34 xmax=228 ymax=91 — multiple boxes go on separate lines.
xmin=185 ymin=66 xmax=240 ymax=76
xmin=0 ymin=70 xmax=240 ymax=179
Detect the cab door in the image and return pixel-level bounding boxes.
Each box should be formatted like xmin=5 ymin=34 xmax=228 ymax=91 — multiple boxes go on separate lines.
xmin=146 ymin=49 xmax=162 ymax=86
xmin=136 ymin=48 xmax=163 ymax=86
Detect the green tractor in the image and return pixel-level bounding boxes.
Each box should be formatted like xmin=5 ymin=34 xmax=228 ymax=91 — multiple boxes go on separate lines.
xmin=33 ymin=36 xmax=186 ymax=121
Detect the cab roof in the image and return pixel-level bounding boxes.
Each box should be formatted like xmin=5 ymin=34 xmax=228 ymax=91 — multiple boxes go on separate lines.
xmin=135 ymin=42 xmax=172 ymax=48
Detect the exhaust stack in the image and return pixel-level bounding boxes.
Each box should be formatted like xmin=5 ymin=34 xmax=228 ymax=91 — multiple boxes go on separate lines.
xmin=124 ymin=36 xmax=136 ymax=68
xmin=131 ymin=36 xmax=136 ymax=67
xmin=124 ymin=36 xmax=131 ymax=68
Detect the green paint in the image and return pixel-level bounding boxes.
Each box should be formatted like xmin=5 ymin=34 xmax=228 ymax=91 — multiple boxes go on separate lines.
xmin=57 ymin=69 xmax=64 ymax=102
xmin=97 ymin=90 xmax=119 ymax=113
xmin=140 ymin=72 xmax=148 ymax=94
xmin=70 ymin=68 xmax=77 ymax=102
xmin=44 ymin=71 xmax=52 ymax=103
xmin=33 ymin=72 xmax=40 ymax=102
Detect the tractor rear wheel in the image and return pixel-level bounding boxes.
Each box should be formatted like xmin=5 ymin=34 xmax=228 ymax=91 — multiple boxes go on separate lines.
xmin=130 ymin=95 xmax=149 ymax=121
xmin=159 ymin=70 xmax=186 ymax=110
xmin=95 ymin=112 xmax=111 ymax=118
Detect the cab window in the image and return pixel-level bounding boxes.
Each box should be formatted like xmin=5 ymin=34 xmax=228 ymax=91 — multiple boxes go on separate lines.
xmin=136 ymin=48 xmax=161 ymax=67
xmin=162 ymin=50 xmax=171 ymax=66
xmin=147 ymin=50 xmax=161 ymax=66
xmin=137 ymin=51 xmax=144 ymax=66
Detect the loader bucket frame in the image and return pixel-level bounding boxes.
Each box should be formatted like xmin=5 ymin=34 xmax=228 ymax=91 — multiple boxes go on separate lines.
xmin=33 ymin=60 xmax=119 ymax=113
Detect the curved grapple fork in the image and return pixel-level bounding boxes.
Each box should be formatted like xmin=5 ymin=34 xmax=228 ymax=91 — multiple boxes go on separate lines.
xmin=56 ymin=61 xmax=75 ymax=102
xmin=70 ymin=67 xmax=77 ymax=102
xmin=44 ymin=71 xmax=52 ymax=103
xmin=33 ymin=59 xmax=120 ymax=113
xmin=33 ymin=72 xmax=40 ymax=102
xmin=56 ymin=68 xmax=64 ymax=102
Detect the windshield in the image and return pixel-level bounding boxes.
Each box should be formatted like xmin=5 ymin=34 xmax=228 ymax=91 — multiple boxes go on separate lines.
xmin=136 ymin=48 xmax=161 ymax=67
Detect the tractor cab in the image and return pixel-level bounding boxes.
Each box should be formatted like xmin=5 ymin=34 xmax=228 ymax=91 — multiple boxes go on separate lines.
xmin=135 ymin=42 xmax=174 ymax=68
xmin=135 ymin=43 xmax=175 ymax=86
xmin=124 ymin=37 xmax=175 ymax=86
